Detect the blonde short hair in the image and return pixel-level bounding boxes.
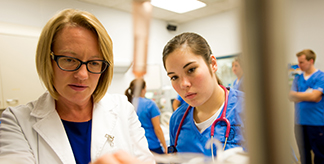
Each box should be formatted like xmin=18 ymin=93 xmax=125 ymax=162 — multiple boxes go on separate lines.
xmin=36 ymin=8 xmax=114 ymax=103
xmin=296 ymin=49 xmax=316 ymax=63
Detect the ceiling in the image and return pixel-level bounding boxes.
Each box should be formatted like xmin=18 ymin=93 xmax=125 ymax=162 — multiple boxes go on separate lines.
xmin=77 ymin=0 xmax=240 ymax=24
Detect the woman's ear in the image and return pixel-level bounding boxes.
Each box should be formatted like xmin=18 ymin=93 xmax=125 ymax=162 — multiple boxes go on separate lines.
xmin=210 ymin=55 xmax=218 ymax=73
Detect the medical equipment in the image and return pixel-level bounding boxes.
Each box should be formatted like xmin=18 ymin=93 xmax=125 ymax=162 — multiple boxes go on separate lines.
xmin=132 ymin=0 xmax=152 ymax=79
xmin=131 ymin=0 xmax=152 ymax=110
xmin=168 ymin=85 xmax=231 ymax=156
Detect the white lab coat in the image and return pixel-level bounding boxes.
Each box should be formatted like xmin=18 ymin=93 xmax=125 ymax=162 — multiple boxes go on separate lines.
xmin=0 ymin=92 xmax=153 ymax=164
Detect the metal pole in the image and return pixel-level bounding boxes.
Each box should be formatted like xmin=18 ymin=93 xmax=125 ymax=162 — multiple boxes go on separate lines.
xmin=240 ymin=0 xmax=293 ymax=163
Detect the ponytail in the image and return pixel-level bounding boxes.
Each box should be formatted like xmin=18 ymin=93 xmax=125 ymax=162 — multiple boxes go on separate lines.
xmin=124 ymin=78 xmax=146 ymax=103
xmin=124 ymin=87 xmax=133 ymax=103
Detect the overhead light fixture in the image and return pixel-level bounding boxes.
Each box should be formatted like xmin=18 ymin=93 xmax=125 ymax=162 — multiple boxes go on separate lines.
xmin=151 ymin=0 xmax=206 ymax=14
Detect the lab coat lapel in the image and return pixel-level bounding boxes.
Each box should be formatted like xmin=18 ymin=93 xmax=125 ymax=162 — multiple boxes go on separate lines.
xmin=31 ymin=92 xmax=75 ymax=164
xmin=91 ymin=94 xmax=118 ymax=160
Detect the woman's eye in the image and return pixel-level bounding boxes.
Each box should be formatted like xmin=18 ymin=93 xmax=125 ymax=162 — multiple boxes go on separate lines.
xmin=89 ymin=61 xmax=100 ymax=66
xmin=170 ymin=76 xmax=178 ymax=81
xmin=188 ymin=67 xmax=196 ymax=73
xmin=64 ymin=58 xmax=76 ymax=63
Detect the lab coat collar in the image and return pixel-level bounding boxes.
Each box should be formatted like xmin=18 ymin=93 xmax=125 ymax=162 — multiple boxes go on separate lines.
xmin=30 ymin=91 xmax=56 ymax=118
xmin=30 ymin=92 xmax=121 ymax=162
xmin=91 ymin=93 xmax=119 ymax=159
xmin=31 ymin=92 xmax=76 ymax=163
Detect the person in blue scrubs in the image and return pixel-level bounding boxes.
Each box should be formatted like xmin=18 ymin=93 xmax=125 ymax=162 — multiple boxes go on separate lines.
xmin=232 ymin=57 xmax=244 ymax=91
xmin=162 ymin=32 xmax=246 ymax=156
xmin=289 ymin=49 xmax=324 ymax=164
xmin=172 ymin=94 xmax=185 ymax=111
xmin=125 ymin=79 xmax=168 ymax=154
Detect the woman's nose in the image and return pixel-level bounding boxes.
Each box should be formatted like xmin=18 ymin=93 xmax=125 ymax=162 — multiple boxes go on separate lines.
xmin=74 ymin=64 xmax=89 ymax=80
xmin=180 ymin=77 xmax=191 ymax=89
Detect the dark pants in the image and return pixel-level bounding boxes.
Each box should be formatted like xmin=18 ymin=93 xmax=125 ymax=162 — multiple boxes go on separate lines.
xmin=150 ymin=146 xmax=164 ymax=154
xmin=295 ymin=125 xmax=324 ymax=164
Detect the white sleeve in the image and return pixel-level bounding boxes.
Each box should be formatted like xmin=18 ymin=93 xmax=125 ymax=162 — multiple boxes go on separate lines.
xmin=0 ymin=108 xmax=36 ymax=164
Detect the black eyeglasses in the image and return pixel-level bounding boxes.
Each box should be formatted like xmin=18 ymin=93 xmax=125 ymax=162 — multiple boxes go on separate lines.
xmin=51 ymin=52 xmax=109 ymax=74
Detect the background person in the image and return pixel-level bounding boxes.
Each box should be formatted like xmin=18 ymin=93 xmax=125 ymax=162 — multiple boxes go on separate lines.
xmin=125 ymin=78 xmax=168 ymax=154
xmin=162 ymin=32 xmax=246 ymax=156
xmin=289 ymin=49 xmax=324 ymax=164
xmin=172 ymin=94 xmax=185 ymax=111
xmin=0 ymin=8 xmax=153 ymax=164
xmin=232 ymin=57 xmax=244 ymax=91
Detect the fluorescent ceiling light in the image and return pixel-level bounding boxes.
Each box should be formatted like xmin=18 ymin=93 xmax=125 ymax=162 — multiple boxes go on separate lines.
xmin=151 ymin=0 xmax=206 ymax=14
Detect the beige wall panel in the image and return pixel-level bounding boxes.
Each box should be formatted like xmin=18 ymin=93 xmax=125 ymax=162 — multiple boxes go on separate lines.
xmin=0 ymin=34 xmax=45 ymax=109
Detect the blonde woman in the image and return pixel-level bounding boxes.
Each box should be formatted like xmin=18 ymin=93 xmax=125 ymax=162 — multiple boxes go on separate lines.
xmin=0 ymin=9 xmax=153 ymax=164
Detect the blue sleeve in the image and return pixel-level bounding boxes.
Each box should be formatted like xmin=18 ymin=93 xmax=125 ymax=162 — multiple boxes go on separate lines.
xmin=313 ymin=73 xmax=324 ymax=93
xmin=176 ymin=95 xmax=185 ymax=104
xmin=291 ymin=75 xmax=299 ymax=92
xmin=176 ymin=95 xmax=182 ymax=101
xmin=169 ymin=114 xmax=176 ymax=146
xmin=149 ymin=100 xmax=160 ymax=119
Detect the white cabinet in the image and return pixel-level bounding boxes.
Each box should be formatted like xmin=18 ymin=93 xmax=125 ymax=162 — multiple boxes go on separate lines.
xmin=0 ymin=23 xmax=46 ymax=109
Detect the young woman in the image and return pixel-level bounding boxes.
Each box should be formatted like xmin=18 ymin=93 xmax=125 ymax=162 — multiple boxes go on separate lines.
xmin=162 ymin=32 xmax=246 ymax=157
xmin=125 ymin=79 xmax=168 ymax=154
xmin=92 ymin=32 xmax=247 ymax=164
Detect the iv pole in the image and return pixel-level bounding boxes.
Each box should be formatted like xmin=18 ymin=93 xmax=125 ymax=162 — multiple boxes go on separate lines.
xmin=240 ymin=0 xmax=293 ymax=164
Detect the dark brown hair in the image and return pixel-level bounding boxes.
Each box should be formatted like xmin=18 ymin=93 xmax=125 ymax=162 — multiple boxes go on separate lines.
xmin=162 ymin=32 xmax=222 ymax=85
xmin=125 ymin=78 xmax=146 ymax=103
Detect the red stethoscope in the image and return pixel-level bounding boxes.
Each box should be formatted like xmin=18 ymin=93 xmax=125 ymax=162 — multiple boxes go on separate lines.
xmin=168 ymin=85 xmax=230 ymax=154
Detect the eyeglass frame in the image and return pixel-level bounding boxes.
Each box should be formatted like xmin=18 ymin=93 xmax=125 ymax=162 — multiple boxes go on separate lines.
xmin=51 ymin=52 xmax=110 ymax=74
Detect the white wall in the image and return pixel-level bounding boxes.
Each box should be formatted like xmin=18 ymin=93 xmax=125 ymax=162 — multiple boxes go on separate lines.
xmin=287 ymin=0 xmax=324 ymax=71
xmin=179 ymin=8 xmax=241 ymax=57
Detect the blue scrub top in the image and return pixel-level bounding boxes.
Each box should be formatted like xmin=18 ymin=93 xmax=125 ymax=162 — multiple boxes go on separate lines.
xmin=291 ymin=70 xmax=324 ymax=125
xmin=135 ymin=97 xmax=161 ymax=149
xmin=169 ymin=88 xmax=245 ymax=156
xmin=232 ymin=76 xmax=244 ymax=91
xmin=176 ymin=94 xmax=185 ymax=105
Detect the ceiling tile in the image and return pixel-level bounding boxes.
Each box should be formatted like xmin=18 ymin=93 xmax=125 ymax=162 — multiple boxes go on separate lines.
xmin=162 ymin=14 xmax=198 ymax=24
xmin=151 ymin=7 xmax=179 ymax=21
xmin=114 ymin=1 xmax=132 ymax=12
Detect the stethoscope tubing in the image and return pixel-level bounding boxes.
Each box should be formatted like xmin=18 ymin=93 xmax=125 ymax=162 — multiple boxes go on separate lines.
xmin=174 ymin=85 xmax=231 ymax=149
